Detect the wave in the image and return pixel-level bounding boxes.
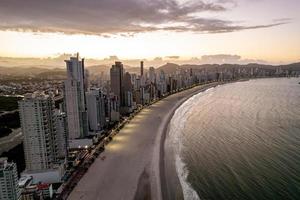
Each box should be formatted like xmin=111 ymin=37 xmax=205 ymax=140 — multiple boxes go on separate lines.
xmin=169 ymin=88 xmax=215 ymax=200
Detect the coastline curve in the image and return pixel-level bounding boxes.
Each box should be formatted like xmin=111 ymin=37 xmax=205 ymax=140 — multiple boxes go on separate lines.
xmin=159 ymin=83 xmax=223 ymax=200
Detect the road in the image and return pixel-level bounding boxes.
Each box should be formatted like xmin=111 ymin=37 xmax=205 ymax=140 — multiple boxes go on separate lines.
xmin=67 ymin=83 xmax=218 ymax=200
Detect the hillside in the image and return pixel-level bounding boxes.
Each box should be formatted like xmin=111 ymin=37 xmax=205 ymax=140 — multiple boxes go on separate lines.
xmin=157 ymin=62 xmax=300 ymax=74
xmin=1 ymin=62 xmax=300 ymax=79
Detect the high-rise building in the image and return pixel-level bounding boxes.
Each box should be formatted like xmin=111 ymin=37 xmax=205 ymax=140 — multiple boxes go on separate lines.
xmin=0 ymin=158 xmax=21 ymax=200
xmin=110 ymin=61 xmax=124 ymax=107
xmin=109 ymin=94 xmax=120 ymax=122
xmin=86 ymin=89 xmax=106 ymax=132
xmin=123 ymin=72 xmax=133 ymax=109
xmin=64 ymin=54 xmax=88 ymax=139
xmin=140 ymin=61 xmax=144 ymax=76
xmin=54 ymin=110 xmax=68 ymax=159
xmin=84 ymin=69 xmax=90 ymax=92
xmin=149 ymin=67 xmax=156 ymax=84
xmin=157 ymin=70 xmax=167 ymax=96
xmin=19 ymin=93 xmax=58 ymax=171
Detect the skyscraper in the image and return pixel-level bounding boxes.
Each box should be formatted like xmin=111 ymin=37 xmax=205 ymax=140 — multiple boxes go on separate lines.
xmin=54 ymin=110 xmax=68 ymax=159
xmin=64 ymin=54 xmax=88 ymax=139
xmin=149 ymin=67 xmax=156 ymax=84
xmin=109 ymin=94 xmax=120 ymax=122
xmin=110 ymin=61 xmax=124 ymax=107
xmin=19 ymin=93 xmax=58 ymax=171
xmin=123 ymin=72 xmax=133 ymax=110
xmin=86 ymin=89 xmax=106 ymax=132
xmin=0 ymin=158 xmax=21 ymax=200
xmin=140 ymin=61 xmax=144 ymax=76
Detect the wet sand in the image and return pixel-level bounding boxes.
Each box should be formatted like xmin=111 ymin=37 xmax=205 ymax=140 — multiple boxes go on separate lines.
xmin=68 ymin=83 xmax=220 ymax=200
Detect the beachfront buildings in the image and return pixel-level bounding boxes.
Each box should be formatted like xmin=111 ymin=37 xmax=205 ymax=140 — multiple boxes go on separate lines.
xmin=54 ymin=110 xmax=68 ymax=159
xmin=19 ymin=93 xmax=59 ymax=171
xmin=110 ymin=61 xmax=124 ymax=110
xmin=0 ymin=158 xmax=21 ymax=200
xmin=108 ymin=94 xmax=120 ymax=122
xmin=149 ymin=67 xmax=156 ymax=84
xmin=110 ymin=62 xmax=137 ymax=114
xmin=18 ymin=92 xmax=66 ymax=184
xmin=64 ymin=54 xmax=88 ymax=139
xmin=123 ymin=72 xmax=134 ymax=112
xmin=86 ymin=89 xmax=106 ymax=132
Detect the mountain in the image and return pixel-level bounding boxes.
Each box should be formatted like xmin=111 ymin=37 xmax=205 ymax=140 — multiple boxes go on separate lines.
xmin=0 ymin=66 xmax=52 ymax=76
xmin=280 ymin=62 xmax=300 ymax=70
xmin=1 ymin=62 xmax=300 ymax=79
xmin=87 ymin=65 xmax=141 ymax=76
xmin=157 ymin=63 xmax=180 ymax=74
xmin=36 ymin=68 xmax=66 ymax=79
xmin=0 ymin=66 xmax=66 ymax=79
xmin=86 ymin=65 xmax=110 ymax=75
xmin=157 ymin=62 xmax=300 ymax=74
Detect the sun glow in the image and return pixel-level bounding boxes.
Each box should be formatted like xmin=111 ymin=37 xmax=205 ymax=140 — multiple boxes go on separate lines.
xmin=0 ymin=27 xmax=299 ymax=63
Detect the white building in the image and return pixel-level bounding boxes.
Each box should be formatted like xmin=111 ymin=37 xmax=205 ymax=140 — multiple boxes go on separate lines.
xmin=86 ymin=89 xmax=106 ymax=133
xmin=18 ymin=93 xmax=59 ymax=171
xmin=0 ymin=158 xmax=21 ymax=200
xmin=64 ymin=54 xmax=88 ymax=139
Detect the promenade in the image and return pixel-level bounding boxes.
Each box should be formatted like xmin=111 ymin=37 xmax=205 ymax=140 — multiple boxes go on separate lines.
xmin=68 ymin=83 xmax=219 ymax=200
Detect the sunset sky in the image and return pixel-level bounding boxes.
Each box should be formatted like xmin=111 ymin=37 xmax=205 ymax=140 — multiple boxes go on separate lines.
xmin=0 ymin=0 xmax=299 ymax=64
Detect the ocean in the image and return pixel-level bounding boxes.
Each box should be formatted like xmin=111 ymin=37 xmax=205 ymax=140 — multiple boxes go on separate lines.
xmin=169 ymin=78 xmax=300 ymax=200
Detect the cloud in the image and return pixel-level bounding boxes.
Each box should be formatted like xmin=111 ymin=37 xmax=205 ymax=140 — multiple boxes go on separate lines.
xmin=201 ymin=54 xmax=241 ymax=63
xmin=104 ymin=56 xmax=120 ymax=61
xmin=166 ymin=56 xmax=180 ymax=59
xmin=199 ymin=54 xmax=269 ymax=64
xmin=153 ymin=57 xmax=163 ymax=61
xmin=272 ymin=18 xmax=292 ymax=23
xmin=0 ymin=0 xmax=289 ymax=36
xmin=0 ymin=54 xmax=288 ymax=69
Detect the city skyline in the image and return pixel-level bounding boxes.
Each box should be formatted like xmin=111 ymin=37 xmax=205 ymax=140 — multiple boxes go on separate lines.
xmin=0 ymin=0 xmax=299 ymax=64
xmin=0 ymin=53 xmax=299 ymax=199
xmin=0 ymin=1 xmax=300 ymax=199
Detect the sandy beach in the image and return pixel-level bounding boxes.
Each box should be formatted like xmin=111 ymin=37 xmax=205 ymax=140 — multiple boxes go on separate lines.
xmin=68 ymin=82 xmax=220 ymax=200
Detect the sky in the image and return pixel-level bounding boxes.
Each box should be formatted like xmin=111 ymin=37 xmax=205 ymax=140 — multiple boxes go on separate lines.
xmin=0 ymin=0 xmax=299 ymax=65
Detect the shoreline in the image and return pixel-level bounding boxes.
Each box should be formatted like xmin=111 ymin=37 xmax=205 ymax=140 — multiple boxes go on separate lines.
xmin=158 ymin=77 xmax=300 ymax=200
xmin=67 ymin=80 xmax=237 ymax=200
xmin=159 ymin=79 xmax=252 ymax=199
xmin=159 ymin=82 xmax=225 ymax=200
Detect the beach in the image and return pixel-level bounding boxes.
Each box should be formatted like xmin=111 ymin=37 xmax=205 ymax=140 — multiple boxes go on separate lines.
xmin=68 ymin=82 xmax=221 ymax=200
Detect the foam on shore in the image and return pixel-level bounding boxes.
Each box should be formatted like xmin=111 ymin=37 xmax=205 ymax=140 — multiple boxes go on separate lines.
xmin=168 ymin=88 xmax=216 ymax=200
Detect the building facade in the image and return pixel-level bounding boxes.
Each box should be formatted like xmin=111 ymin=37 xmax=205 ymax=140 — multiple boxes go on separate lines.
xmin=54 ymin=110 xmax=68 ymax=159
xmin=19 ymin=93 xmax=58 ymax=171
xmin=110 ymin=61 xmax=124 ymax=108
xmin=64 ymin=54 xmax=88 ymax=139
xmin=0 ymin=158 xmax=21 ymax=200
xmin=86 ymin=89 xmax=106 ymax=132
